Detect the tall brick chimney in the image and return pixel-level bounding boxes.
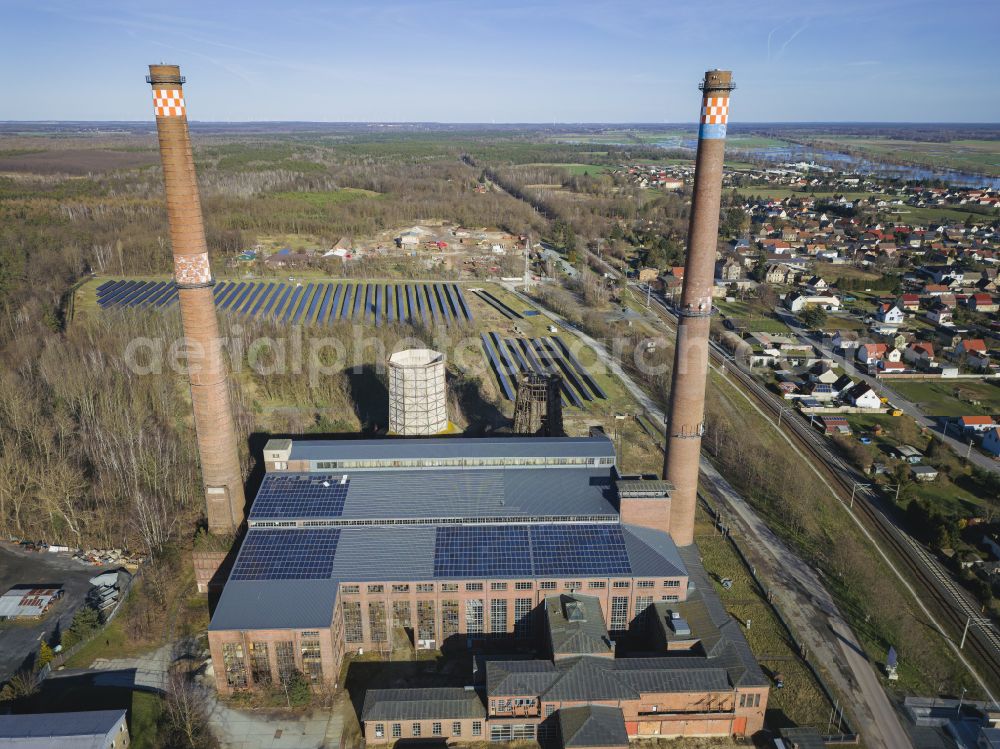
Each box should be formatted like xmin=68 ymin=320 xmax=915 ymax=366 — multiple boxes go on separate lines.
xmin=664 ymin=70 xmax=734 ymax=547
xmin=147 ymin=64 xmax=245 ymax=534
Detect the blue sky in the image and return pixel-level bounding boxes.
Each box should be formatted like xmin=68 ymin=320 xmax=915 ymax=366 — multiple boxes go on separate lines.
xmin=2 ymin=0 xmax=998 ymax=122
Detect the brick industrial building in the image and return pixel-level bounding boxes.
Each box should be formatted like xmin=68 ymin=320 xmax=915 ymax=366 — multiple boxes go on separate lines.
xmin=207 ymin=433 xmax=768 ymax=742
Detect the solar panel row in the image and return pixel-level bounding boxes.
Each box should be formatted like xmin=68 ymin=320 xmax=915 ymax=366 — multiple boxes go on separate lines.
xmin=249 ymin=474 xmax=350 ymax=520
xmin=480 ymin=334 xmax=606 ymax=406
xmin=97 ymin=280 xmax=475 ymax=325
xmin=230 ymin=528 xmax=341 ymax=581
xmin=433 ymin=523 xmax=631 ymax=578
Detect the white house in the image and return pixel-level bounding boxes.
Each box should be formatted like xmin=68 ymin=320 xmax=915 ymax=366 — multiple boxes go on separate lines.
xmin=844 ymin=382 xmax=882 ymax=409
xmin=875 ymin=304 xmax=906 ymax=326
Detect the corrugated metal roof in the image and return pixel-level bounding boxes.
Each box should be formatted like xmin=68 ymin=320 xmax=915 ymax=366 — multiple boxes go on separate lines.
xmin=210 ymin=523 xmax=687 ymax=632
xmin=546 ymin=594 xmax=613 ymax=657
xmin=0 ymin=710 xmax=126 ymax=748
xmin=362 ymin=688 xmax=485 ymax=721
xmin=289 ymin=435 xmax=614 ymax=462
xmin=488 ymin=655 xmax=731 ymax=699
xmin=250 ymin=467 xmax=617 ymax=522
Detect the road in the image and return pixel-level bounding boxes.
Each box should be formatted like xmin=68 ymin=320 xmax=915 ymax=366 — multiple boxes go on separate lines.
xmin=773 ymin=306 xmax=999 ymax=475
xmin=505 ymin=282 xmax=914 ymax=748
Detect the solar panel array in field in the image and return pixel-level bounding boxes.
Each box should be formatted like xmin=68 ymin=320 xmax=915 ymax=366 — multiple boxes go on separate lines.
xmin=480 ymin=334 xmax=607 ymax=406
xmin=97 ymin=279 xmax=474 ymax=326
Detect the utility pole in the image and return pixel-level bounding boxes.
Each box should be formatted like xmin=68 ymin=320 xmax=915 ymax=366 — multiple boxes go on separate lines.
xmin=849 ymin=482 xmax=870 ymax=510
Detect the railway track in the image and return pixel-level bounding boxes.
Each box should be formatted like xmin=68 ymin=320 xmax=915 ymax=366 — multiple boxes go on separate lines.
xmin=638 ymin=285 xmax=1000 ymax=695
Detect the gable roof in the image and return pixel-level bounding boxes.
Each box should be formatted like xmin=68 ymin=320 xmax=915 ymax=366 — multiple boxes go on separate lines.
xmin=362 ymin=688 xmax=485 ymax=721
xmin=0 ymin=711 xmax=126 ymax=749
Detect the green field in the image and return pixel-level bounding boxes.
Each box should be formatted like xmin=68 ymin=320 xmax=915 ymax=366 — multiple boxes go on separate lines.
xmin=524 ymin=162 xmax=612 ymax=175
xmin=889 ymin=380 xmax=1000 ymax=418
xmin=714 ymin=299 xmax=792 ymax=334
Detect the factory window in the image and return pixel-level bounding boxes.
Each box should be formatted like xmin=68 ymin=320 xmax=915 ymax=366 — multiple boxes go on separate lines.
xmin=418 ymin=600 xmax=436 ymax=641
xmin=588 ymin=581 xmax=606 ymax=589
xmin=634 ymin=596 xmax=653 ymax=633
xmin=514 ymin=598 xmax=533 ymax=639
xmin=343 ymin=601 xmax=363 ymax=643
xmin=472 ymin=721 xmax=482 ymax=736
xmin=432 ymin=722 xmax=442 ymax=736
xmin=416 ymin=583 xmax=435 ymax=592
xmin=466 ymin=599 xmax=484 ymax=634
xmin=392 ymin=724 xmax=401 ymax=738
xmin=490 ymin=598 xmax=508 ymax=634
xmin=441 ymin=600 xmax=459 ymax=640
xmin=222 ymin=643 xmax=247 ymax=689
xmin=342 ymin=585 xmax=360 ymax=595
xmin=441 ymin=583 xmax=459 ymax=592
xmin=610 ymin=596 xmax=629 ymax=631
xmin=565 ymin=581 xmax=581 ymax=591
xmin=301 ymin=638 xmax=323 ymax=682
xmin=301 ymin=631 xmax=319 ymax=638
xmin=515 ymin=581 xmax=533 ymax=590
xmin=539 ymin=581 xmax=557 ymax=590
xmin=466 ymin=582 xmax=483 ymax=592
xmin=664 ymin=580 xmax=680 ymax=588
xmin=393 ymin=600 xmax=411 ymax=629
xmin=545 ymin=704 xmax=555 ymax=717
xmin=368 ymin=584 xmax=384 ymax=594
xmin=391 ymin=584 xmax=410 ymax=594
xmin=636 ymin=580 xmax=655 ymax=588
xmin=275 ymin=641 xmax=295 ymax=682
xmin=369 ymin=602 xmax=387 ymax=643
xmin=412 ymin=723 xmax=421 ymax=737
xmin=453 ymin=721 xmax=462 ymax=736
xmin=612 ymin=581 xmax=630 ymax=588
xmin=274 ymin=461 xmax=287 ymax=470
xmin=248 ymin=642 xmax=271 ymax=685
xmin=662 ymin=595 xmax=679 ymax=602
xmin=491 ymin=582 xmax=507 ymax=591
xmin=375 ymin=724 xmax=384 ymax=738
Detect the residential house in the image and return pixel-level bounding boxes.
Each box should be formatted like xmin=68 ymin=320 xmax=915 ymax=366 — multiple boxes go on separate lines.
xmin=843 ymin=382 xmax=883 ymax=409
xmin=958 ymin=415 xmax=998 ymax=434
xmin=765 ymin=263 xmax=797 ymax=285
xmin=832 ymin=331 xmax=861 ymax=352
xmin=716 ymin=257 xmax=743 ymax=281
xmin=897 ymin=293 xmax=921 ymax=311
xmin=903 ymin=342 xmax=935 ymax=365
xmin=967 ymin=294 xmax=998 ymax=313
xmin=926 ymin=303 xmax=953 ymax=326
xmin=856 ymin=343 xmax=888 ymax=367
xmin=875 ymin=304 xmax=906 ymax=326
xmin=911 ymin=465 xmax=939 ymax=482
xmin=956 ymin=339 xmax=988 ymax=358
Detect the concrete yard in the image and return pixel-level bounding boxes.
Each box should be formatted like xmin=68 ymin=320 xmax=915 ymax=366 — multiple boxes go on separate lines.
xmin=0 ymin=542 xmax=113 ymax=681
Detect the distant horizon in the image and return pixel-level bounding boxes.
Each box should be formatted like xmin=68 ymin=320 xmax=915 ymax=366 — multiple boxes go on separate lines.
xmin=4 ymin=120 xmax=1000 ymax=127
xmin=1 ymin=1 xmax=998 ymax=121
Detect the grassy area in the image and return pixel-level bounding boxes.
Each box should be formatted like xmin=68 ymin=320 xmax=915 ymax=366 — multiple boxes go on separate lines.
xmin=714 ymin=299 xmax=792 ymax=334
xmin=884 ymin=204 xmax=997 ymax=226
xmin=731 ymin=186 xmax=880 ymax=201
xmin=889 ymin=380 xmax=1000 ymax=418
xmin=524 ymin=162 xmax=612 ymax=175
xmin=695 ymin=508 xmax=833 ymax=730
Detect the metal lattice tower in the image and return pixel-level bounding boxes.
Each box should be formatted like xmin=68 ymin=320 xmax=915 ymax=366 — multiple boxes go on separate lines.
xmin=513 ymin=372 xmax=564 ymax=437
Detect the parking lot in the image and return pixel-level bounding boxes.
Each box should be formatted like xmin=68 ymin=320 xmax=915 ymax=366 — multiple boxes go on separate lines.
xmin=0 ymin=542 xmax=113 ymax=681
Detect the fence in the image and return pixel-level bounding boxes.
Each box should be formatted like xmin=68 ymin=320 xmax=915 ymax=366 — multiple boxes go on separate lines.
xmin=49 ymin=566 xmax=141 ymax=672
xmin=699 ymin=495 xmax=859 ymax=742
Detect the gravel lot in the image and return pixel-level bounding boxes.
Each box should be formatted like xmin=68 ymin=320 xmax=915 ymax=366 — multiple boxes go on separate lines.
xmin=0 ymin=542 xmax=113 ymax=681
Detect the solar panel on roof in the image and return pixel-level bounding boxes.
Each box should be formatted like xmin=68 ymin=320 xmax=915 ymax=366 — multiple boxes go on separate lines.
xmin=230 ymin=528 xmax=341 ymax=580
xmin=530 ymin=524 xmax=631 ymax=576
xmin=433 ymin=526 xmax=532 ymax=578
xmin=249 ymin=474 xmax=351 ymax=520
